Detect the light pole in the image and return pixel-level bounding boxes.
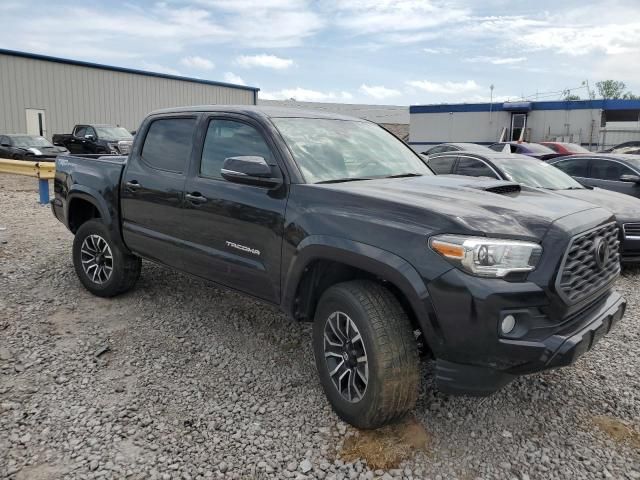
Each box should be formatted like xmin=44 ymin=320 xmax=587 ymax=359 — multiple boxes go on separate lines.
xmin=489 ymin=84 xmax=494 ymax=124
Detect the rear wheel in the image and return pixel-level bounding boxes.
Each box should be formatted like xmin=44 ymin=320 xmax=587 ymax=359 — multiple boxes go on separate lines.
xmin=73 ymin=220 xmax=141 ymax=297
xmin=313 ymin=280 xmax=419 ymax=429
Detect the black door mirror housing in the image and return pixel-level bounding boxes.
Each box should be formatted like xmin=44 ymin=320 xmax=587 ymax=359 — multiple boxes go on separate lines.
xmin=0 ymin=143 xmax=10 ymax=147
xmin=619 ymin=174 xmax=640 ymax=183
xmin=221 ymin=156 xmax=282 ymax=189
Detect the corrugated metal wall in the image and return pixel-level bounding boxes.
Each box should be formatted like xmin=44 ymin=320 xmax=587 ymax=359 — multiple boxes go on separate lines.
xmin=0 ymin=53 xmax=255 ymax=139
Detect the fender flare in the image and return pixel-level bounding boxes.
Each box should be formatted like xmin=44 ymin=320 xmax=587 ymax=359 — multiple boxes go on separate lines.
xmin=66 ymin=187 xmax=113 ymax=228
xmin=282 ymin=235 xmax=441 ymax=347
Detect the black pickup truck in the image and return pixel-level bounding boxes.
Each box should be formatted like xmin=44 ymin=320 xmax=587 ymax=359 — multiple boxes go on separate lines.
xmin=53 ymin=124 xmax=133 ymax=155
xmin=52 ymin=106 xmax=626 ymax=429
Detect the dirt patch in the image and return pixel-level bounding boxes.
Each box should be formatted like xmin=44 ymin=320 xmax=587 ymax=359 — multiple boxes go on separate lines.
xmin=592 ymin=415 xmax=640 ymax=449
xmin=16 ymin=463 xmax=65 ymax=480
xmin=340 ymin=417 xmax=430 ymax=470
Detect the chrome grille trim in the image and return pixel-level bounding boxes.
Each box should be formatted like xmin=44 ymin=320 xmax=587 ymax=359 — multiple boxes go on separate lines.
xmin=555 ymin=222 xmax=620 ymax=304
xmin=623 ymin=223 xmax=640 ymax=239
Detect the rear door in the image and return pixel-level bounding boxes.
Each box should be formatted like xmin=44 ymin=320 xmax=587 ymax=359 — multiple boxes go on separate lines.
xmin=180 ymin=113 xmax=288 ymax=303
xmin=551 ymin=158 xmax=591 ymax=186
xmin=120 ymin=115 xmax=198 ymax=270
xmin=588 ymin=159 xmax=640 ymax=196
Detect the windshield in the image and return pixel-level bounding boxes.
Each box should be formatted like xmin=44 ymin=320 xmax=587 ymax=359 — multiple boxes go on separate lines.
xmin=272 ymin=118 xmax=431 ymax=183
xmin=562 ymin=143 xmax=590 ymax=153
xmin=492 ymin=157 xmax=584 ymax=189
xmin=95 ymin=126 xmax=132 ymax=140
xmin=12 ymin=136 xmax=53 ymax=147
xmin=522 ymin=143 xmax=556 ymax=154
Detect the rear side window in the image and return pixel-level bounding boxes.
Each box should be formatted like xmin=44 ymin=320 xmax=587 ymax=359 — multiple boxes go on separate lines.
xmin=141 ymin=118 xmax=196 ymax=173
xmin=456 ymin=158 xmax=498 ymax=178
xmin=553 ymin=158 xmax=590 ymax=177
xmin=590 ymin=160 xmax=634 ymax=181
xmin=200 ymin=119 xmax=273 ymax=178
xmin=428 ymin=156 xmax=456 ymax=174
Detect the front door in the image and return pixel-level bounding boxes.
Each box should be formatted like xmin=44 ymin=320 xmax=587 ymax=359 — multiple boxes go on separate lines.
xmin=511 ymin=113 xmax=527 ymax=141
xmin=180 ymin=114 xmax=287 ymax=303
xmin=588 ymin=158 xmax=640 ymax=196
xmin=120 ymin=115 xmax=199 ymax=270
xmin=25 ymin=109 xmax=46 ymax=137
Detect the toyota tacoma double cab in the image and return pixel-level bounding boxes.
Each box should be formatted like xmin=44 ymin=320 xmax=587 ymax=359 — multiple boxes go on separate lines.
xmin=52 ymin=106 xmax=626 ymax=429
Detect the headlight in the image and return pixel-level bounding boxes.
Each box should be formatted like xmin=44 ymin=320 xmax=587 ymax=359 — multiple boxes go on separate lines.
xmin=107 ymin=142 xmax=119 ymax=153
xmin=430 ymin=234 xmax=542 ymax=278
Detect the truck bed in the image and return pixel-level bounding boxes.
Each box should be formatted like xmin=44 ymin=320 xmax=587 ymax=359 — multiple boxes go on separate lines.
xmin=51 ymin=154 xmax=128 ymax=231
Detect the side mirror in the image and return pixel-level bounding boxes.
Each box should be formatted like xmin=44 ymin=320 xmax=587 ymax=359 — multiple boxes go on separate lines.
xmin=1 ymin=143 xmax=10 ymax=147
xmin=85 ymin=134 xmax=96 ymax=141
xmin=221 ymin=156 xmax=282 ymax=189
xmin=620 ymin=174 xmax=640 ymax=183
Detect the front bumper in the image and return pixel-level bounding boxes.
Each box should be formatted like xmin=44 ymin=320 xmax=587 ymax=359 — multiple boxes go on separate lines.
xmin=434 ymin=291 xmax=625 ymax=395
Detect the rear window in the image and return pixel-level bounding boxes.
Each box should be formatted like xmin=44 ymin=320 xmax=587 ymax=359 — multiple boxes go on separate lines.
xmin=141 ymin=118 xmax=196 ymax=173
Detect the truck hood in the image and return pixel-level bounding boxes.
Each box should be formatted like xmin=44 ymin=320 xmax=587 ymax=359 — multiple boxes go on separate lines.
xmin=313 ymin=175 xmax=607 ymax=241
xmin=554 ymin=187 xmax=640 ymax=223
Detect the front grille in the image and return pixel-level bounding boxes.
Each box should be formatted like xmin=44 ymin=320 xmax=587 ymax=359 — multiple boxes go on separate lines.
xmin=556 ymin=222 xmax=620 ymax=304
xmin=623 ymin=223 xmax=640 ymax=238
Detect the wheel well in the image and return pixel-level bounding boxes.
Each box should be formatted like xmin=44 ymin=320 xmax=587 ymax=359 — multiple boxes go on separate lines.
xmin=68 ymin=198 xmax=101 ymax=233
xmin=293 ymin=260 xmax=420 ymax=332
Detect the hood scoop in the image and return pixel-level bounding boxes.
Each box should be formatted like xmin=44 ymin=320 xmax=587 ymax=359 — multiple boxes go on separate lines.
xmin=482 ymin=182 xmax=521 ymax=195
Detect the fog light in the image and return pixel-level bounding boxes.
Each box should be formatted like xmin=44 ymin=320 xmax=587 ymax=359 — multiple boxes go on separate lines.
xmin=501 ymin=314 xmax=516 ymax=334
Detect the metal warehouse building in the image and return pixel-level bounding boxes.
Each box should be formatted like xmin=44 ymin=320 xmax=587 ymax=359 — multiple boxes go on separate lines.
xmin=0 ymin=49 xmax=258 ymax=139
xmin=409 ymin=99 xmax=640 ymax=152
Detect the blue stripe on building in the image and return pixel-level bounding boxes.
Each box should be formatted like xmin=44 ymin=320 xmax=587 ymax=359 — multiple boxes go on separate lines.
xmin=410 ymin=99 xmax=640 ymax=114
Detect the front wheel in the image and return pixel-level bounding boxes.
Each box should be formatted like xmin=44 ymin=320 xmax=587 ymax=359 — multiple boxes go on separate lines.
xmin=72 ymin=220 xmax=141 ymax=297
xmin=313 ymin=280 xmax=420 ymax=429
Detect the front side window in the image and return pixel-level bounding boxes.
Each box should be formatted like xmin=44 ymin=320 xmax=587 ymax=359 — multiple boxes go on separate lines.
xmin=200 ymin=119 xmax=273 ymax=178
xmin=590 ymin=160 xmax=634 ymax=181
xmin=428 ymin=156 xmax=456 ymax=174
xmin=141 ymin=118 xmax=196 ymax=173
xmin=272 ymin=118 xmax=431 ymax=183
xmin=553 ymin=158 xmax=589 ymax=177
xmin=75 ymin=127 xmax=86 ymax=138
xmin=455 ymin=158 xmax=498 ymax=178
xmin=85 ymin=127 xmax=96 ymax=138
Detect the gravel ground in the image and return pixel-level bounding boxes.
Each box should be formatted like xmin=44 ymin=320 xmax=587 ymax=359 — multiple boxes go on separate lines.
xmin=1 ymin=174 xmax=639 ymax=480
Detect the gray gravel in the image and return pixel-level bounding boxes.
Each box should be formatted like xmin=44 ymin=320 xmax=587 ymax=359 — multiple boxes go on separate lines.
xmin=1 ymin=174 xmax=640 ymax=480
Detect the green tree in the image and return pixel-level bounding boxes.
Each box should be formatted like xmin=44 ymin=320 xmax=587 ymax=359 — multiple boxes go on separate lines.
xmin=596 ymin=80 xmax=627 ymax=99
xmin=564 ymin=94 xmax=581 ymax=101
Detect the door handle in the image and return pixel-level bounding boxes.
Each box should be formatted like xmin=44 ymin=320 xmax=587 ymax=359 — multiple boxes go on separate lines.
xmin=186 ymin=192 xmax=208 ymax=204
xmin=125 ymin=180 xmax=141 ymax=191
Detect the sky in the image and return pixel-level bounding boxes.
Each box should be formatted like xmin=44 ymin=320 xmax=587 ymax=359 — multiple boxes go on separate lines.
xmin=1 ymin=0 xmax=639 ymax=106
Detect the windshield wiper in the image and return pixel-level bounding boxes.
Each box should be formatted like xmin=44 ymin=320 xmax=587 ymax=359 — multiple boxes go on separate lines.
xmin=382 ymin=173 xmax=423 ymax=179
xmin=316 ymin=177 xmax=375 ymax=184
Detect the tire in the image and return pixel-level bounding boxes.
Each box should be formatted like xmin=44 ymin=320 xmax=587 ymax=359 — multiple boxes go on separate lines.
xmin=72 ymin=220 xmax=141 ymax=297
xmin=312 ymin=280 xmax=419 ymax=429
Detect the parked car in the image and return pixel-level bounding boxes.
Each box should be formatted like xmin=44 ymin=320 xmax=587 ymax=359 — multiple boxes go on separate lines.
xmin=538 ymin=142 xmax=590 ymax=155
xmin=489 ymin=142 xmax=562 ymax=160
xmin=52 ymin=106 xmax=625 ymax=429
xmin=549 ymin=154 xmax=640 ymax=199
xmin=421 ymin=142 xmax=494 ymax=155
xmin=0 ymin=134 xmax=69 ymax=160
xmin=425 ymin=151 xmax=640 ymax=263
xmin=599 ymin=141 xmax=640 ymax=153
xmin=53 ymin=124 xmax=133 ymax=155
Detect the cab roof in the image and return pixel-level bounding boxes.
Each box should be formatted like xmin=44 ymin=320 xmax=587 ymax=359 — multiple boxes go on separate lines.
xmin=148 ymin=105 xmax=365 ymax=122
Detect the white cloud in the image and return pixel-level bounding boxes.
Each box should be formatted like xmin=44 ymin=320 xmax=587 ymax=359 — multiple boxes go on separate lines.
xmin=331 ymin=1 xmax=469 ymax=35
xmin=359 ymin=84 xmax=401 ymax=100
xmin=235 ymin=54 xmax=294 ymax=69
xmin=223 ymin=72 xmax=246 ymax=85
xmin=423 ymin=47 xmax=453 ymax=54
xmin=260 ymin=88 xmax=352 ymax=102
xmin=180 ymin=55 xmax=215 ymax=70
xmin=140 ymin=62 xmax=181 ymax=76
xmin=406 ymin=80 xmax=481 ymax=94
xmin=465 ymin=56 xmax=526 ymax=65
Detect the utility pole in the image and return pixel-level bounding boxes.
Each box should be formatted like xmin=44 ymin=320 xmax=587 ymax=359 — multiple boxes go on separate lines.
xmin=489 ymin=84 xmax=494 ymax=124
